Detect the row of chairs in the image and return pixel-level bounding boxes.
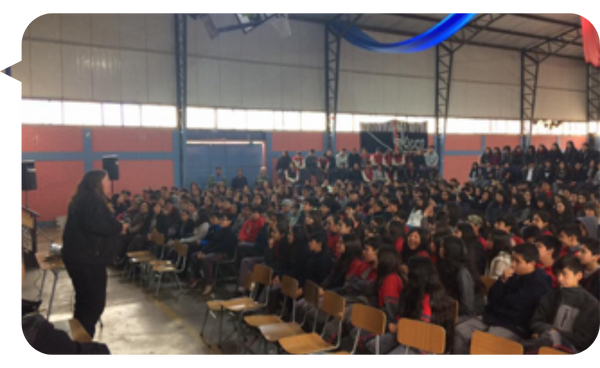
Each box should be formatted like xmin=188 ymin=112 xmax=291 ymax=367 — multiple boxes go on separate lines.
xmin=124 ymin=230 xmax=188 ymax=296
xmin=200 ymin=264 xmax=569 ymax=355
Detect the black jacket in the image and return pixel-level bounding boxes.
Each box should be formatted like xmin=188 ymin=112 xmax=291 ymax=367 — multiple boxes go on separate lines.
xmin=306 ymin=155 xmax=318 ymax=170
xmin=302 ymin=249 xmax=335 ymax=287
xmin=178 ymin=218 xmax=196 ymax=239
xmin=581 ymin=268 xmax=600 ymax=300
xmin=279 ymin=240 xmax=310 ymax=281
xmin=530 ymin=287 xmax=599 ymax=352
xmin=231 ymin=176 xmax=248 ymax=191
xmin=483 ymin=268 xmax=552 ymax=337
xmin=22 ymin=313 xmax=110 ymax=354
xmin=276 ymin=155 xmax=292 ymax=171
xmin=563 ymin=148 xmax=581 ymax=165
xmin=203 ymin=226 xmax=237 ymax=258
xmin=62 ymin=194 xmax=123 ymax=265
xmin=348 ymin=153 xmax=361 ymax=169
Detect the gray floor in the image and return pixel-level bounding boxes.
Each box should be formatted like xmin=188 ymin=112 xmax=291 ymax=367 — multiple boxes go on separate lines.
xmin=22 ymin=227 xmax=243 ymax=355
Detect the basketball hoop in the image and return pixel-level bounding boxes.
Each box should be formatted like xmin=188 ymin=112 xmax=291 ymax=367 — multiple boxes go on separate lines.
xmin=268 ymin=14 xmax=292 ymax=37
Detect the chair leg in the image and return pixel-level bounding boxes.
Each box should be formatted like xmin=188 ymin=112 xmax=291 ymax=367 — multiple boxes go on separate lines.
xmin=175 ymin=273 xmax=182 ymax=291
xmin=200 ymin=306 xmax=211 ymax=338
xmin=155 ymin=273 xmax=163 ymax=296
xmin=218 ymin=310 xmax=224 ymax=348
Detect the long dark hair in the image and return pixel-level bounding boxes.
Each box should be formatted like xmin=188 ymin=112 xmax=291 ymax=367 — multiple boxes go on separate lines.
xmin=401 ymin=256 xmax=455 ymax=351
xmin=69 ymin=170 xmax=111 ymax=212
xmin=323 ymin=234 xmax=362 ymax=289
xmin=488 ymin=230 xmax=512 ymax=261
xmin=402 ymin=228 xmax=430 ymax=262
xmin=437 ymin=236 xmax=484 ymax=300
xmin=376 ymin=247 xmax=402 ymax=291
xmin=388 ymin=220 xmax=406 ymax=244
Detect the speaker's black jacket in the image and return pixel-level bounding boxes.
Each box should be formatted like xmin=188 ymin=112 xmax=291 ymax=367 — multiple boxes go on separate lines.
xmin=62 ymin=194 xmax=123 ymax=265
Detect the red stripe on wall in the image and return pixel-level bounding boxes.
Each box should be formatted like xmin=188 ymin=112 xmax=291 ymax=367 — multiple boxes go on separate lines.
xmin=271 ymin=132 xmax=323 ymax=152
xmin=22 ymin=161 xmax=84 ymax=222
xmin=92 ymin=127 xmax=173 ymax=152
xmin=444 ymin=135 xmax=482 ymax=151
xmin=336 ymin=133 xmax=360 ymax=152
xmin=444 ymin=156 xmax=479 ymax=182
xmin=559 ymin=136 xmax=588 ymax=150
xmin=22 ymin=126 xmax=83 ymax=152
xmin=93 ymin=160 xmax=174 ymax=195
xmin=530 ymin=135 xmax=558 ymax=148
xmin=485 ymin=135 xmax=521 ymax=149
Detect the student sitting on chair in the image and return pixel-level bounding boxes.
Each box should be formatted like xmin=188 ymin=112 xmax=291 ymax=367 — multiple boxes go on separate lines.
xmin=526 ymin=256 xmax=599 ymax=354
xmin=577 ymin=238 xmax=600 ymax=300
xmin=453 ymin=243 xmax=552 ymax=354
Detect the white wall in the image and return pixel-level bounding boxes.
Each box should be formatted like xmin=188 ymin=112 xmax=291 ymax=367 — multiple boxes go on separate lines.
xmin=17 ymin=14 xmax=588 ymax=121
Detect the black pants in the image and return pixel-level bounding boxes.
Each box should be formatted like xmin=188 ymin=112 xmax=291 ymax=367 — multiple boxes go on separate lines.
xmin=64 ymin=261 xmax=107 ymax=338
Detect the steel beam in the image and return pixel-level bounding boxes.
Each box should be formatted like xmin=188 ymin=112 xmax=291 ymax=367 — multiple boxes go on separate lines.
xmin=175 ymin=14 xmax=187 ymax=188
xmin=589 ymin=64 xmax=600 ymax=123
xmin=512 ymin=14 xmax=580 ymax=29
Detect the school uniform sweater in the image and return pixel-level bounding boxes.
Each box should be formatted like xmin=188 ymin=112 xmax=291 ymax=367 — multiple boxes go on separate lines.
xmin=302 ymin=249 xmax=335 ymax=287
xmin=378 ymin=273 xmax=404 ymax=323
xmin=238 ymin=217 xmax=266 ymax=243
xmin=536 ymin=263 xmax=558 ymax=289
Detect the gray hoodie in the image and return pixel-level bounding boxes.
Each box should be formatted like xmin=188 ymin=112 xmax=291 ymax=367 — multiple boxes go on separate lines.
xmin=578 ymin=216 xmax=599 ymax=240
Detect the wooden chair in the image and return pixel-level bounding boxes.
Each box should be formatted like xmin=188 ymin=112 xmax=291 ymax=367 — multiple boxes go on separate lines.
xmin=258 ymin=280 xmax=320 ymax=348
xmin=244 ymin=276 xmax=299 ymax=328
xmin=538 ymin=348 xmax=573 ymax=359
xmin=212 ymin=246 xmax=238 ymax=289
xmin=200 ymin=271 xmax=255 ymax=348
xmin=278 ymin=290 xmax=346 ymax=355
xmin=470 ymin=331 xmax=523 ymax=355
xmin=396 ymin=318 xmax=446 ymax=354
xmin=221 ymin=264 xmax=273 ymax=353
xmin=343 ymin=304 xmax=387 ymax=354
xmin=149 ymin=241 xmax=188 ymax=296
xmin=481 ymin=276 xmax=497 ymax=296
xmin=69 ymin=319 xmax=92 ymax=343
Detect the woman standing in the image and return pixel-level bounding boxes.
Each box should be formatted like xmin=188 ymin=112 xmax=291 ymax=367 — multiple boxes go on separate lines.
xmin=62 ymin=170 xmax=128 ymax=337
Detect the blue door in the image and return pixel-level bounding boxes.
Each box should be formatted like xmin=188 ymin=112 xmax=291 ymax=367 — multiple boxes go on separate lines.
xmin=185 ymin=142 xmax=263 ymax=190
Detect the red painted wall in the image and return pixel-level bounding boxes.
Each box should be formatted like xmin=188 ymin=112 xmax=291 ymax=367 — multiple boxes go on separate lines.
xmin=444 ymin=155 xmax=479 ymax=181
xmin=485 ymin=135 xmax=521 ymax=149
xmin=92 ymin=127 xmax=173 ymax=152
xmin=22 ymin=126 xmax=83 ymax=152
xmin=530 ymin=135 xmax=558 ymax=148
xmin=93 ymin=160 xmax=174 ymax=195
xmin=560 ymin=136 xmax=588 ymax=149
xmin=22 ymin=161 xmax=84 ymax=222
xmin=271 ymin=132 xmax=323 ymax=152
xmin=444 ymin=135 xmax=482 ymax=151
xmin=336 ymin=133 xmax=360 ymax=152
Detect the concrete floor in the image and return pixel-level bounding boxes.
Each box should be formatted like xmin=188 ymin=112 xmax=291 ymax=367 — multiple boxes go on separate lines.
xmin=22 ymin=227 xmax=243 ymax=355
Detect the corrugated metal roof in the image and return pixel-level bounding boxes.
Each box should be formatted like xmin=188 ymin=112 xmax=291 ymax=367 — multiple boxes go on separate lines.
xmin=288 ymin=14 xmax=584 ymax=59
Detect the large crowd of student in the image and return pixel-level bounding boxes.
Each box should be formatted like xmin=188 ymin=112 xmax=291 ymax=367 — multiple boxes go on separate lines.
xmin=112 ymin=140 xmax=600 ymax=354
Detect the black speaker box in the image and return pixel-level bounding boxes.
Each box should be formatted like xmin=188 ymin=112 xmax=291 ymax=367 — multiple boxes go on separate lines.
xmin=102 ymin=155 xmax=119 ymax=181
xmin=22 ymin=160 xmax=37 ymax=191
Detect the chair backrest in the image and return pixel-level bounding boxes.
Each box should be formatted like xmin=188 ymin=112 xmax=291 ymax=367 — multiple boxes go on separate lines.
xmin=154 ymin=233 xmax=165 ymax=246
xmin=252 ymin=263 xmax=273 ymax=287
xmin=281 ymin=276 xmax=299 ymax=300
xmin=350 ymin=304 xmax=386 ymax=336
xmin=321 ymin=291 xmax=345 ymax=321
xmin=481 ymin=276 xmax=496 ymax=295
xmin=538 ymin=348 xmax=573 ymax=359
xmin=303 ymin=280 xmax=320 ymax=307
xmin=173 ymin=241 xmax=188 ymax=257
xmin=243 ymin=271 xmax=254 ymax=293
xmin=470 ymin=331 xmax=523 ymax=355
xmin=396 ymin=318 xmax=446 ymax=354
xmin=150 ymin=229 xmax=159 ymax=241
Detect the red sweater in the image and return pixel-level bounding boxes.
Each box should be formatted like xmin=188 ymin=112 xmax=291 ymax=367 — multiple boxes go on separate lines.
xmin=379 ymin=273 xmax=404 ymax=309
xmin=536 ymin=263 xmax=558 ymax=288
xmin=327 ymin=232 xmax=340 ymax=257
xmin=238 ymin=217 xmax=265 ymax=242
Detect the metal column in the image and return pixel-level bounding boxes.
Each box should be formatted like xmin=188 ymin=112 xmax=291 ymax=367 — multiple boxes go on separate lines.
xmin=434 ymin=14 xmax=505 ymax=176
xmin=519 ymin=26 xmax=581 ymax=148
xmin=175 ymin=14 xmax=188 ymax=188
xmin=588 ymin=64 xmax=600 ymax=123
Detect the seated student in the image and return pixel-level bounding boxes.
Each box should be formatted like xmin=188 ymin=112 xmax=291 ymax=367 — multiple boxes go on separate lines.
xmin=334 ymin=235 xmax=379 ymax=302
xmin=521 ymin=225 xmax=542 ymax=244
xmin=188 ymin=213 xmax=238 ymax=295
xmin=527 ymin=256 xmax=599 ymax=353
xmin=270 ymin=221 xmax=310 ymax=289
xmin=577 ymin=238 xmax=600 ymax=300
xmin=368 ymin=256 xmax=455 ymax=355
xmin=485 ymin=231 xmax=513 ymax=280
xmin=528 ymin=211 xmax=554 ymax=236
xmin=534 ymin=235 xmax=563 ymax=289
xmin=456 ymin=223 xmax=487 ymax=276
xmin=437 ymin=236 xmax=485 ymax=319
xmin=199 ymin=212 xmax=221 ymax=247
xmin=494 ymin=214 xmax=524 ymax=246
xmin=577 ymin=216 xmax=599 ymax=241
xmin=19 ymin=232 xmax=111 ymax=358
xmin=345 ymin=247 xmax=403 ymax=353
xmin=401 ymin=228 xmax=431 ymax=263
xmin=453 ymin=243 xmax=552 ymax=354
xmin=325 ymin=214 xmax=341 ymax=257
xmin=238 ymin=206 xmax=266 ymax=246
xmin=557 ymin=223 xmax=583 ymax=257
xmin=296 ymin=232 xmax=335 ymax=298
